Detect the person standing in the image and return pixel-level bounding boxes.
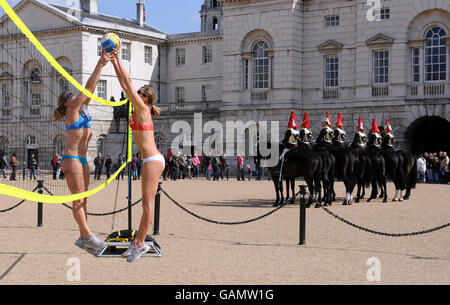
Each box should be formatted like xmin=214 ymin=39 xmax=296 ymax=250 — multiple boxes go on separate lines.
xmin=432 ymin=157 xmax=440 ymax=184
xmin=51 ymin=49 xmax=113 ymax=254
xmin=237 ymin=153 xmax=245 ymax=181
xmin=111 ymin=46 xmax=165 ymax=262
xmin=94 ymin=152 xmax=104 ymax=180
xmin=0 ymin=153 xmax=7 ymax=179
xmin=416 ymin=154 xmax=426 ymax=183
xmin=116 ymin=154 xmax=125 ymax=180
xmin=425 ymin=152 xmax=434 ymax=183
xmin=192 ymin=154 xmax=200 ymax=178
xmin=131 ymin=154 xmax=138 ymax=180
xmin=52 ymin=154 xmax=59 ymax=180
xmin=28 ymin=154 xmax=37 ymax=180
xmin=220 ymin=153 xmax=228 ymax=180
xmin=440 ymin=152 xmax=449 ymax=184
xmin=10 ymin=153 xmax=18 ymax=181
xmin=105 ymin=154 xmax=112 ymax=179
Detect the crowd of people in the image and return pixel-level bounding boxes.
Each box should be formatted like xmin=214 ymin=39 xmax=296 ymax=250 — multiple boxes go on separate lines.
xmin=162 ymin=152 xmax=263 ymax=182
xmin=1 ymin=150 xmax=449 ymax=185
xmin=416 ymin=151 xmax=449 ymax=184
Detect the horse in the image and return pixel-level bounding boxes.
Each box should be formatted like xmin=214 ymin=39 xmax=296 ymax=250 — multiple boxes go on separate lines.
xmin=331 ymin=128 xmax=356 ymax=205
xmin=379 ymin=131 xmax=408 ymax=201
xmin=350 ymin=132 xmax=368 ymax=203
xmin=313 ymin=127 xmax=336 ymax=206
xmin=380 ymin=131 xmax=417 ymax=201
xmin=366 ymin=133 xmax=387 ymax=203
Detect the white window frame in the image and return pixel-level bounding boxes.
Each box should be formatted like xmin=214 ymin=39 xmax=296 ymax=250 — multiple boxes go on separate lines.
xmin=202 ymin=46 xmax=212 ymax=64
xmin=97 ymin=38 xmax=102 ymax=56
xmin=144 ymin=46 xmax=153 ymax=64
xmin=252 ymin=41 xmax=270 ymax=90
xmin=375 ymin=8 xmax=390 ymax=21
xmin=411 ymin=48 xmax=421 ymax=83
xmin=325 ymin=15 xmax=340 ymax=27
xmin=175 ymin=87 xmax=185 ymax=103
xmin=121 ymin=42 xmax=131 ymax=61
xmin=324 ymin=55 xmax=339 ymax=88
xmin=176 ymin=48 xmax=186 ymax=66
xmin=373 ymin=50 xmax=389 ymax=84
xmin=97 ymin=80 xmax=107 ymax=99
xmin=424 ymin=27 xmax=447 ymax=83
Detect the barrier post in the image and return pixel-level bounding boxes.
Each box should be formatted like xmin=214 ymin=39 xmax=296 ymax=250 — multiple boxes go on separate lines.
xmin=37 ymin=180 xmax=44 ymax=227
xmin=153 ymin=182 xmax=162 ymax=236
xmin=299 ymin=185 xmax=307 ymax=245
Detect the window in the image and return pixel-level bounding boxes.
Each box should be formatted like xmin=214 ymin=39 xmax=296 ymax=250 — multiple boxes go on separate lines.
xmin=424 ymin=27 xmax=447 ymax=82
xmin=252 ymin=41 xmax=270 ymax=90
xmin=1 ymin=83 xmax=11 ymax=115
xmin=175 ymin=87 xmax=185 ymax=103
xmin=412 ymin=48 xmax=420 ymax=83
xmin=243 ymin=59 xmax=249 ymax=90
xmin=97 ymin=38 xmax=102 ymax=56
xmin=202 ymin=46 xmax=212 ymax=64
xmin=122 ymin=42 xmax=131 ymax=61
xmin=325 ymin=15 xmax=340 ymax=27
xmin=145 ymin=46 xmax=153 ymax=64
xmin=373 ymin=50 xmax=389 ymax=84
xmin=176 ymin=48 xmax=185 ymax=66
xmin=202 ymin=85 xmax=211 ymax=102
xmin=97 ymin=80 xmax=107 ymax=99
xmin=30 ymin=68 xmax=41 ymax=115
xmin=375 ymin=8 xmax=390 ymax=21
xmin=59 ymin=78 xmax=70 ymax=93
xmin=324 ymin=55 xmax=339 ymax=88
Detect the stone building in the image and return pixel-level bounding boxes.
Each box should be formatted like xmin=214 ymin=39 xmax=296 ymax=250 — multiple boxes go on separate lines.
xmin=0 ymin=0 xmax=449 ymax=171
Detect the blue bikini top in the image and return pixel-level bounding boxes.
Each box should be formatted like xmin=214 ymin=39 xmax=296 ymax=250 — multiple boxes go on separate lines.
xmin=66 ymin=106 xmax=92 ymax=130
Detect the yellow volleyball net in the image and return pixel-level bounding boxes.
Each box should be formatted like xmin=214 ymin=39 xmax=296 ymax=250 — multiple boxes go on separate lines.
xmin=0 ymin=0 xmax=133 ymax=204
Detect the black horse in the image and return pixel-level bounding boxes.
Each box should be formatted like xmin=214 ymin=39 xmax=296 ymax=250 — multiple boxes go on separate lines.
xmin=265 ymin=128 xmax=323 ymax=208
xmin=330 ymin=128 xmax=356 ymax=205
xmin=313 ymin=127 xmax=336 ymax=206
xmin=380 ymin=130 xmax=417 ymax=201
xmin=350 ymin=132 xmax=368 ymax=203
xmin=366 ymin=133 xmax=387 ymax=203
xmin=380 ymin=132 xmax=407 ymax=201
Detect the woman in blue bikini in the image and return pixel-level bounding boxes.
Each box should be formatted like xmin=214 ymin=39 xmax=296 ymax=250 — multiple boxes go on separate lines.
xmin=51 ymin=49 xmax=113 ymax=254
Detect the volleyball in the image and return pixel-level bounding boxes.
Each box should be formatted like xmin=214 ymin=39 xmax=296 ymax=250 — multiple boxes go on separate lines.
xmin=101 ymin=33 xmax=121 ymax=53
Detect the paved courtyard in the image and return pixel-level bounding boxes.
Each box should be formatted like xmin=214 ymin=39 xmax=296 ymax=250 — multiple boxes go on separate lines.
xmin=0 ymin=178 xmax=449 ymax=285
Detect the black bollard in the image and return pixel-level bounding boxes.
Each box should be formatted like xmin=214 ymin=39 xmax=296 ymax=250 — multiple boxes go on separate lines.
xmin=299 ymin=185 xmax=307 ymax=245
xmin=37 ymin=180 xmax=44 ymax=227
xmin=153 ymin=182 xmax=162 ymax=236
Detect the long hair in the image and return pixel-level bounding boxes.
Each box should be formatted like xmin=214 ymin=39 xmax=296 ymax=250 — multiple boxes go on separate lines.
xmin=140 ymin=85 xmax=160 ymax=117
xmin=51 ymin=92 xmax=69 ymax=121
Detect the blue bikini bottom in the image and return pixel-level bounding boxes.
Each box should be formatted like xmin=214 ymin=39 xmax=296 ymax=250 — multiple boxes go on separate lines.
xmin=61 ymin=155 xmax=88 ymax=167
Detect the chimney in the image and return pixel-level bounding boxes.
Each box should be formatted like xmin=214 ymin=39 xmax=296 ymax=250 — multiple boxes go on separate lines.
xmin=80 ymin=0 xmax=98 ymax=15
xmin=137 ymin=0 xmax=145 ymax=27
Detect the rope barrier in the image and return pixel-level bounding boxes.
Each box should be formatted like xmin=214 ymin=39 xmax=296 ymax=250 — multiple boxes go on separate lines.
xmin=161 ymin=187 xmax=295 ymax=225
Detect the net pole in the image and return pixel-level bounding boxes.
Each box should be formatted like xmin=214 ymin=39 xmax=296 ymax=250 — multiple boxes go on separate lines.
xmin=127 ymin=101 xmax=132 ymax=238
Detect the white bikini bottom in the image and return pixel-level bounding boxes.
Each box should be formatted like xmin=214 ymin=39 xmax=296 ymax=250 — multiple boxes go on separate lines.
xmin=142 ymin=154 xmax=165 ymax=167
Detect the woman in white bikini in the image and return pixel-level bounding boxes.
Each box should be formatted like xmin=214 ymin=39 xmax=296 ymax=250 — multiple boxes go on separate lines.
xmin=110 ymin=47 xmax=165 ymax=262
xmin=52 ymin=49 xmax=113 ymax=254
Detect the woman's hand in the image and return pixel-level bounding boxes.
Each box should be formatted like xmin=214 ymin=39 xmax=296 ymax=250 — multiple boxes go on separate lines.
xmin=99 ymin=48 xmax=114 ymax=67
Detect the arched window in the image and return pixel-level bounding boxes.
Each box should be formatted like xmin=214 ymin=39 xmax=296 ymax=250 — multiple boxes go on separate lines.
xmin=54 ymin=134 xmax=65 ymax=156
xmin=252 ymin=41 xmax=270 ymax=90
xmin=424 ymin=27 xmax=447 ymax=82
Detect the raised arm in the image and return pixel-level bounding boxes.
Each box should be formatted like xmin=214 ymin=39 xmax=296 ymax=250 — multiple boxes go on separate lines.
xmin=110 ymin=48 xmax=148 ymax=113
xmin=75 ymin=49 xmax=112 ymax=107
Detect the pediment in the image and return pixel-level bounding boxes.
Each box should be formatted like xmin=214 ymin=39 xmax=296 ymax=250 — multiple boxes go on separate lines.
xmin=0 ymin=0 xmax=80 ymax=35
xmin=317 ymin=40 xmax=344 ymax=53
xmin=366 ymin=33 xmax=395 ymax=46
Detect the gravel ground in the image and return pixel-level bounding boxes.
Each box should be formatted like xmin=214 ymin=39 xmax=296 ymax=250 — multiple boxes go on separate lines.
xmin=0 ymin=178 xmax=449 ymax=285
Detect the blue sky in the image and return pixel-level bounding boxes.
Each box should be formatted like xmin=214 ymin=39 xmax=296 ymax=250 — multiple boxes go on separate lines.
xmin=3 ymin=0 xmax=203 ymax=34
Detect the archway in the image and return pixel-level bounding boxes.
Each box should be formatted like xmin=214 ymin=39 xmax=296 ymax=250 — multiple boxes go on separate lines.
xmin=406 ymin=116 xmax=450 ymax=154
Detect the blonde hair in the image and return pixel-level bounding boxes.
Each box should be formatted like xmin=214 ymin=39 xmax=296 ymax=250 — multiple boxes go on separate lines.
xmin=51 ymin=92 xmax=69 ymax=121
xmin=140 ymin=85 xmax=160 ymax=117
